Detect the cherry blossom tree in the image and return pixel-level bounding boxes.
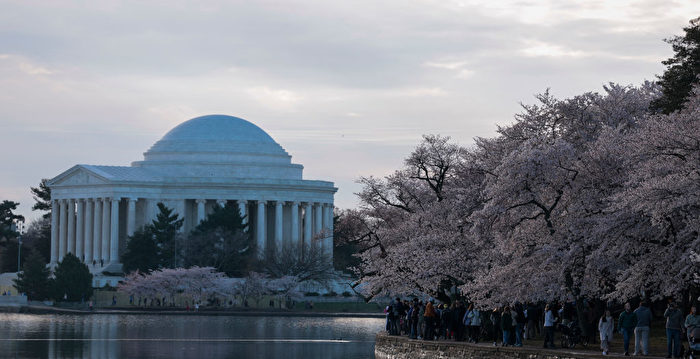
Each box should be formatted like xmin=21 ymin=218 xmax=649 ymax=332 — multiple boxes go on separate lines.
xmin=350 ymin=82 xmax=700 ymax=310
xmin=118 ymin=266 xmax=233 ymax=305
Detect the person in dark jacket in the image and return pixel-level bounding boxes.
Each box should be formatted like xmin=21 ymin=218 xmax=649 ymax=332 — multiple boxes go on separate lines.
xmin=454 ymin=301 xmax=466 ymax=341
xmin=441 ymin=304 xmax=452 ymax=339
xmin=423 ymin=299 xmax=438 ymax=340
xmin=515 ymin=303 xmax=526 ymax=346
xmin=633 ymin=301 xmax=652 ymax=356
xmin=526 ymin=302 xmax=538 ymax=339
xmin=409 ymin=299 xmax=420 ymax=339
xmin=618 ymin=302 xmax=637 ymax=356
xmin=664 ymin=301 xmax=683 ymax=358
xmin=490 ymin=307 xmax=501 ymax=346
xmin=501 ymin=306 xmax=513 ymax=347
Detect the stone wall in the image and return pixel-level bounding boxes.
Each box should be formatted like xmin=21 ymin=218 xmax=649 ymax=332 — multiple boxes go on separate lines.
xmin=375 ymin=333 xmax=606 ymax=359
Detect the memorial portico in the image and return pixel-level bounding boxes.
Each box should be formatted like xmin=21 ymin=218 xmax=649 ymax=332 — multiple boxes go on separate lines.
xmin=47 ymin=115 xmax=337 ymax=274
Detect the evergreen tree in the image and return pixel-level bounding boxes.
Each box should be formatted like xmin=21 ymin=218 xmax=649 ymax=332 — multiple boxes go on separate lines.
xmin=121 ymin=227 xmax=160 ymax=274
xmin=13 ymin=251 xmax=51 ymax=300
xmin=53 ymin=253 xmax=93 ymax=302
xmin=30 ymin=179 xmax=52 ymax=219
xmin=651 ymin=17 xmax=700 ymax=114
xmin=184 ymin=203 xmax=253 ymax=276
xmin=22 ymin=218 xmax=51 ymax=263
xmin=0 ymin=200 xmax=24 ymax=246
xmin=0 ymin=240 xmax=28 ymax=273
xmin=151 ymin=203 xmax=183 ymax=268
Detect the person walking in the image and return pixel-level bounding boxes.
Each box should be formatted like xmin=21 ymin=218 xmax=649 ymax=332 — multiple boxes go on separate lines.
xmin=685 ymin=305 xmax=699 ymax=343
xmin=633 ymin=301 xmax=652 ymax=356
xmin=543 ymin=304 xmax=557 ymax=349
xmin=664 ymin=301 xmax=683 ymax=358
xmin=598 ymin=309 xmax=614 ymax=356
xmin=618 ymin=302 xmax=637 ymax=356
xmin=501 ymin=305 xmax=513 ymax=347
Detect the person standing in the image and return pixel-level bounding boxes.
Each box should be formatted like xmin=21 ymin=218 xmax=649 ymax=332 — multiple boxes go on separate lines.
xmin=501 ymin=305 xmax=513 ymax=347
xmin=664 ymin=302 xmax=683 ymax=358
xmin=454 ymin=301 xmax=466 ymax=341
xmin=685 ymin=305 xmax=699 ymax=343
xmin=543 ymin=304 xmax=557 ymax=349
xmin=598 ymin=310 xmax=614 ymax=356
xmin=526 ymin=302 xmax=538 ymax=339
xmin=417 ymin=301 xmax=425 ymax=339
xmin=409 ymin=299 xmax=420 ymax=339
xmin=490 ymin=308 xmax=501 ymax=346
xmin=469 ymin=305 xmax=482 ymax=343
xmin=633 ymin=301 xmax=652 ymax=356
xmin=618 ymin=302 xmax=637 ymax=356
xmin=423 ymin=299 xmax=438 ymax=340
xmin=392 ymin=297 xmax=404 ymax=336
xmin=514 ymin=303 xmax=525 ymax=347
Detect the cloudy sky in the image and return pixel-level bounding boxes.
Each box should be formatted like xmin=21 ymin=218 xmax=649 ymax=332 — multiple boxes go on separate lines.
xmin=1 ymin=0 xmax=698 ymax=222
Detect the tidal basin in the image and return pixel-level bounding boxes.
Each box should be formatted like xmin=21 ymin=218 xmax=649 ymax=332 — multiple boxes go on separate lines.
xmin=0 ymin=314 xmax=384 ymax=359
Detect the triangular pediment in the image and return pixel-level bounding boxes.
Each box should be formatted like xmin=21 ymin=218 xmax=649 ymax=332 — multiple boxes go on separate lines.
xmin=48 ymin=165 xmax=111 ymax=187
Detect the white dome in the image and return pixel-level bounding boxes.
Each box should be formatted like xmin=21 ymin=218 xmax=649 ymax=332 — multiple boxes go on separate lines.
xmin=132 ymin=115 xmax=303 ymax=180
xmin=147 ymin=114 xmax=285 ymax=156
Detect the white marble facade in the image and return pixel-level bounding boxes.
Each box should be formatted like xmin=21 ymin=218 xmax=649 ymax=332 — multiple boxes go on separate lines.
xmin=47 ymin=115 xmax=336 ymax=273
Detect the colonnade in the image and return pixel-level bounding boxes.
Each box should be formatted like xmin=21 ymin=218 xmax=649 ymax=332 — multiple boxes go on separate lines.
xmin=49 ymin=197 xmax=334 ymax=269
xmin=50 ymin=197 xmax=126 ymax=267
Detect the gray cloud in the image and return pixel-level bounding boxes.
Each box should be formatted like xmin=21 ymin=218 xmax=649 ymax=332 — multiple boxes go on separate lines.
xmin=0 ymin=0 xmax=698 ymax=221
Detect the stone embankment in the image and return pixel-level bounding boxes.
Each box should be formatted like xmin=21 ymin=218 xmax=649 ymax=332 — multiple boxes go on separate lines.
xmin=375 ymin=333 xmax=663 ymax=359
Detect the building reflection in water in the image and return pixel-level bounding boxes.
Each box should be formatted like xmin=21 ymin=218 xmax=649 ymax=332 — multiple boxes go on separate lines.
xmin=0 ymin=313 xmax=383 ymax=359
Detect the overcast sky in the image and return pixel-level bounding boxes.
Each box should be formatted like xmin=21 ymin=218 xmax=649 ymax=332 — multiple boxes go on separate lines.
xmin=1 ymin=0 xmax=698 ymax=222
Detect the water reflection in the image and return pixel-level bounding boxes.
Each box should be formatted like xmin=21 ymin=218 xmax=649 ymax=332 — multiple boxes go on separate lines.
xmin=0 ymin=314 xmax=383 ymax=359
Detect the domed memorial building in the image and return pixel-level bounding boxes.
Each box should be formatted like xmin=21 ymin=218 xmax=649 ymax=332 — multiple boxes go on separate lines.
xmin=47 ymin=115 xmax=337 ymax=275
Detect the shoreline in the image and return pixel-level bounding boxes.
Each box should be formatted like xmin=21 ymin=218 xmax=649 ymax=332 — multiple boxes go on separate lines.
xmin=0 ymin=305 xmax=385 ymax=318
xmin=374 ymin=332 xmax=668 ymax=359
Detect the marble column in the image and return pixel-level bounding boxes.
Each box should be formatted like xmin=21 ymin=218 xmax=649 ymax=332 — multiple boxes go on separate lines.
xmin=59 ymin=199 xmax=67 ymax=259
xmin=196 ymin=199 xmax=206 ymax=224
xmin=93 ymin=198 xmax=102 ymax=264
xmin=110 ymin=198 xmax=120 ymax=264
xmin=275 ymin=201 xmax=283 ymax=252
xmin=256 ymin=200 xmax=266 ymax=258
xmin=238 ymin=200 xmax=247 ymax=226
xmin=76 ymin=199 xmax=85 ymax=260
xmin=101 ymin=198 xmax=111 ymax=263
xmin=144 ymin=199 xmax=156 ymax=225
xmin=127 ymin=198 xmax=136 ymax=237
xmin=314 ymin=202 xmax=322 ymax=242
xmin=67 ymin=199 xmax=76 ymax=255
xmin=304 ymin=202 xmax=312 ymax=247
xmin=324 ymin=204 xmax=334 ymax=260
xmin=290 ymin=202 xmax=299 ymax=249
xmin=50 ymin=200 xmax=59 ymax=264
xmin=84 ymin=199 xmax=94 ymax=264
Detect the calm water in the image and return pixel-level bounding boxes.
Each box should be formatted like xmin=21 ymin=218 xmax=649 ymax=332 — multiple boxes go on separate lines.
xmin=0 ymin=314 xmax=384 ymax=359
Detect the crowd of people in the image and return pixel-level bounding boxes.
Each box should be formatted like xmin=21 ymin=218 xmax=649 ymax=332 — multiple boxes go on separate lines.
xmin=384 ymin=297 xmax=700 ymax=358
